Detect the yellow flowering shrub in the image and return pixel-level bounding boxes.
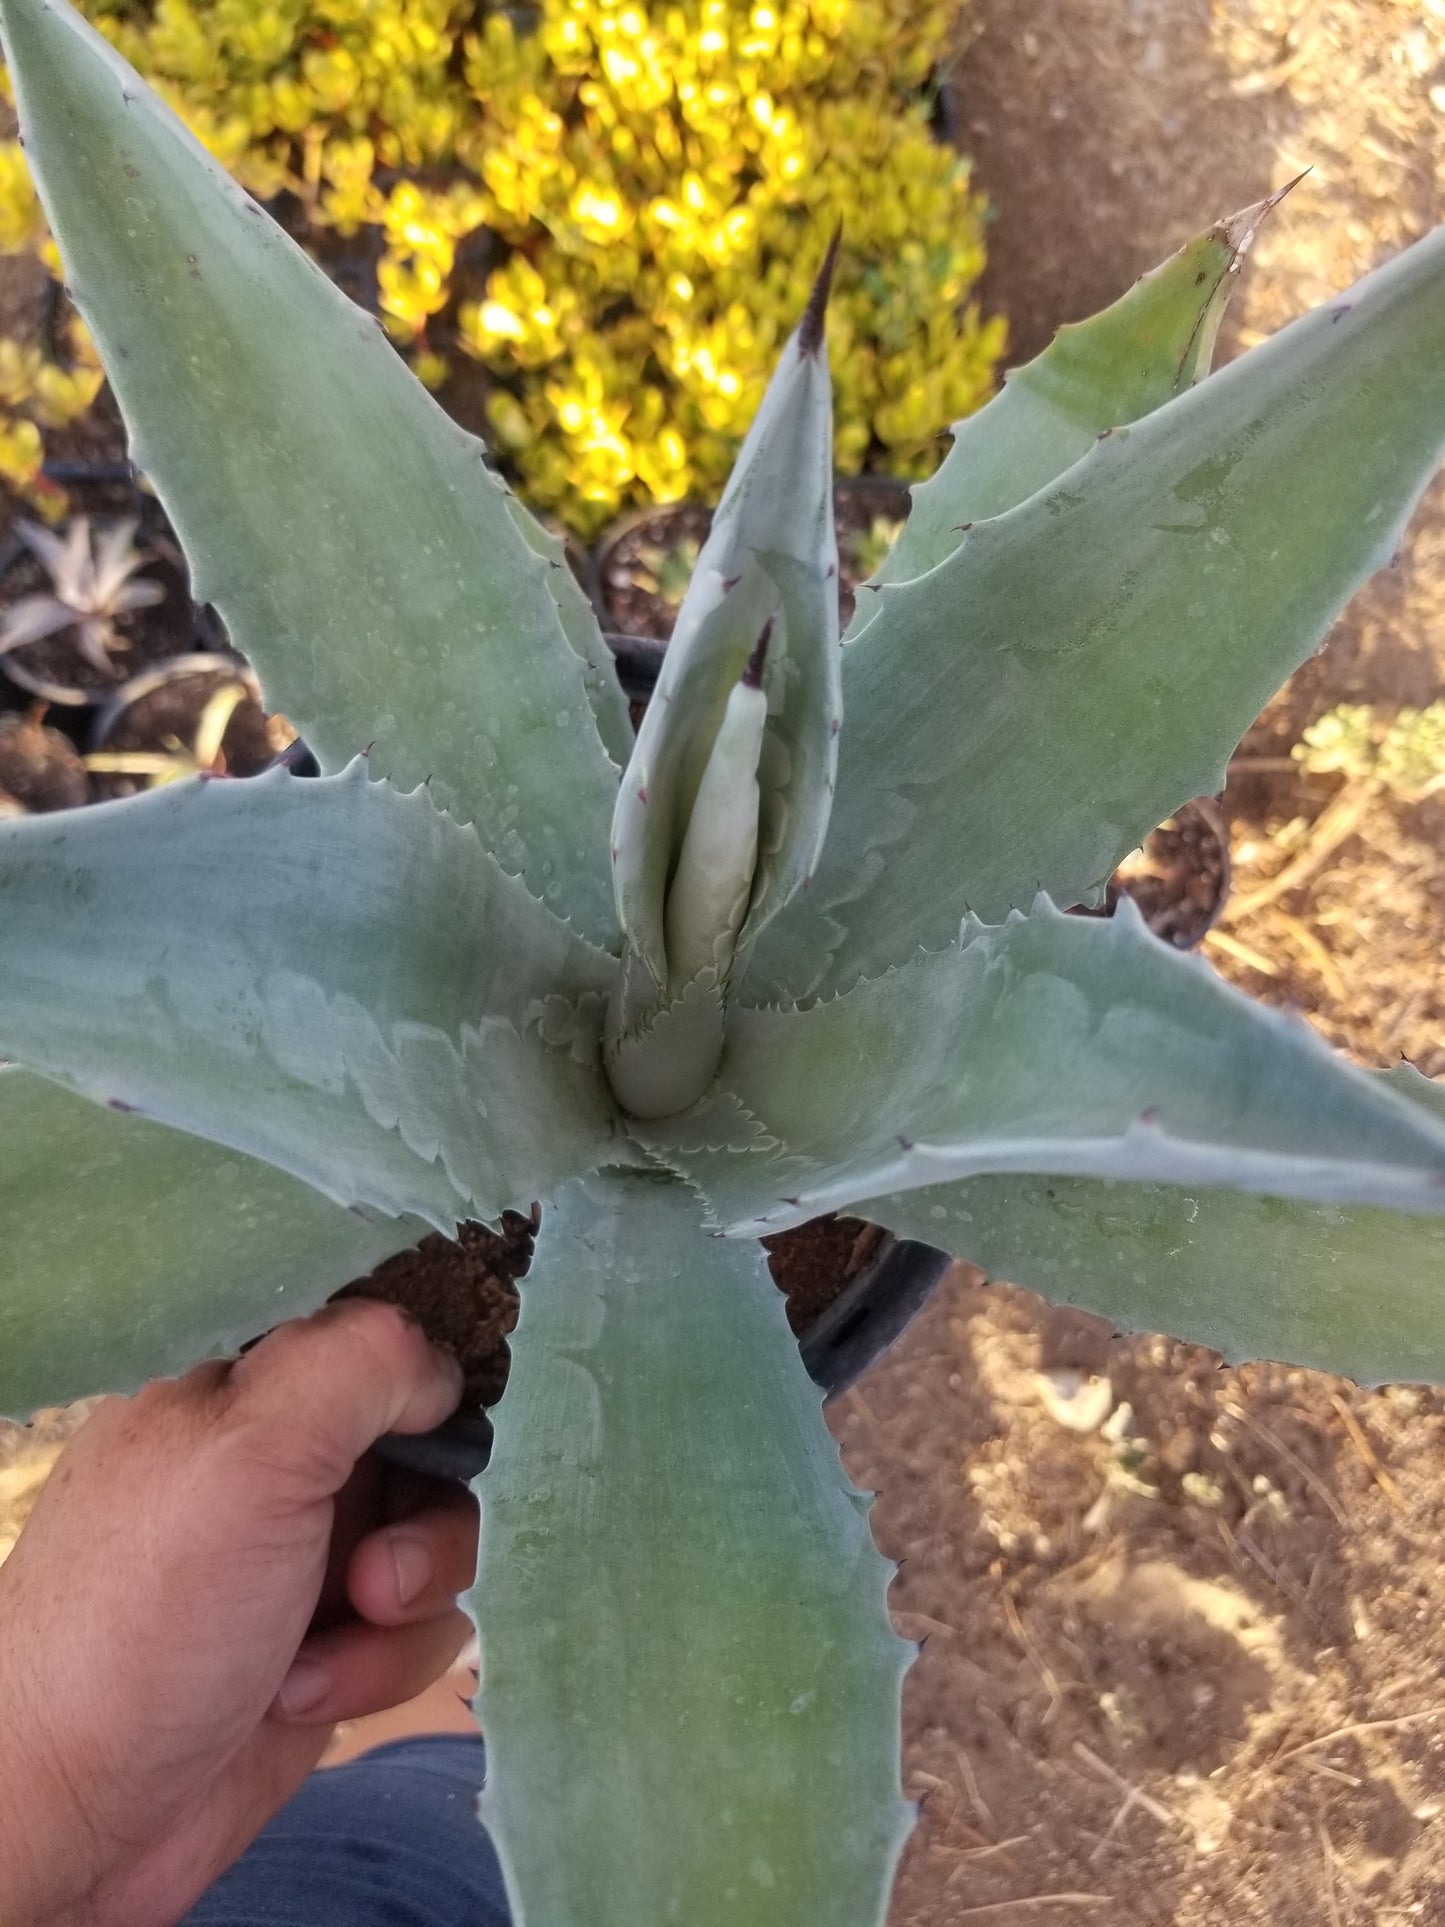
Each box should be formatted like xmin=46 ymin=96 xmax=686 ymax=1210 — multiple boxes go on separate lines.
xmin=0 ymin=0 xmax=1003 ymax=533
xmin=0 ymin=315 xmax=104 ymax=508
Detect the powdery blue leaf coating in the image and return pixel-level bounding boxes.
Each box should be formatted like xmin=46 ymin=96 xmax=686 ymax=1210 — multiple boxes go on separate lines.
xmin=0 ymin=1066 xmax=424 ymax=1417
xmin=0 ymin=766 xmax=626 ymax=1228
xmin=471 ymin=1169 xmax=912 ymax=1927
xmin=751 ymin=223 xmax=1445 ymax=1002
xmin=0 ymin=0 xmax=622 ymax=944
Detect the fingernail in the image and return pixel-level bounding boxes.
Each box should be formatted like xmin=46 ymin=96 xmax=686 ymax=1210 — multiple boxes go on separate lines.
xmin=389 ymin=1531 xmax=434 ymax=1606
xmin=277 ymin=1658 xmax=331 ymax=1718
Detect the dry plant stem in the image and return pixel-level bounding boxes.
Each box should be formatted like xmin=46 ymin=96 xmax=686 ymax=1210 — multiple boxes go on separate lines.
xmin=1272 ymin=1706 xmax=1445 ymax=1767
xmin=1317 ymin=1810 xmax=1344 ymax=1927
xmin=893 ymin=1610 xmax=968 ymax=1641
xmin=1225 ymin=776 xmax=1375 ymax=920
xmin=1071 ymin=1742 xmax=1173 ymax=1829
xmin=1273 ymin=912 xmax=1348 ymax=1006
xmin=1201 ymin=927 xmax=1281 ymax=976
xmin=1220 ymin=1401 xmax=1351 ymax=1528
xmin=1327 ymin=1392 xmax=1403 ymax=1507
xmin=953 ymin=1896 xmax=1109 ymax=1918
xmin=955 ymin=1743 xmax=997 ymax=1837
xmin=1297 ymin=1756 xmax=1363 ymax=1790
xmin=950 ymin=1837 xmax=1029 ymax=1869
xmin=1001 ymin=1590 xmax=1063 ymax=1722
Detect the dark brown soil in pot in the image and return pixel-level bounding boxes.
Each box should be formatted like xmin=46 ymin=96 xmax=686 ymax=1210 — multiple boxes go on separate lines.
xmin=88 ymin=661 xmax=285 ymax=800
xmin=334 ymin=1215 xmax=538 ymax=1410
xmin=1075 ymin=797 xmax=1231 ymax=949
xmin=764 ymin=1215 xmax=885 ymax=1336
xmin=335 ymin=1209 xmax=879 ymax=1415
xmin=1112 ymin=796 xmax=1230 ymax=946
xmin=0 ymin=707 xmax=88 ymax=812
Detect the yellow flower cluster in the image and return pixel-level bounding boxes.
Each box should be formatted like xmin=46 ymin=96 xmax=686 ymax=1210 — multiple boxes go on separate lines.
xmin=0 ymin=0 xmax=1003 ymax=532
xmin=0 ymin=312 xmax=105 ymax=507
xmin=459 ymin=0 xmax=1003 ymax=526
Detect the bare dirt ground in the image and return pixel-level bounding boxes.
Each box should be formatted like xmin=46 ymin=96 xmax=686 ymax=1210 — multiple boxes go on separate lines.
xmin=1 ymin=4 xmax=1443 ymax=1922
xmin=843 ymin=4 xmax=1445 ymax=1921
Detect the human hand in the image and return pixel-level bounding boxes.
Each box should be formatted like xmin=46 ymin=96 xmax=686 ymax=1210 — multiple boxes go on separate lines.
xmin=0 ymin=1298 xmax=477 ymax=1927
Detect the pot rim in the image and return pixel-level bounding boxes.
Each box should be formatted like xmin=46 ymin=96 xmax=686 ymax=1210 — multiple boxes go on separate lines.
xmin=373 ymin=1231 xmax=953 ymax=1484
xmin=591 ymin=473 xmax=913 ymax=591
xmin=87 ymin=649 xmax=257 ymax=753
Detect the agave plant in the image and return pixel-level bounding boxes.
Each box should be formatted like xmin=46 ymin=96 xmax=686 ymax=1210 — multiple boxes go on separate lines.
xmin=0 ymin=512 xmax=164 ymax=673
xmin=3 ymin=2 xmax=1445 ymax=1922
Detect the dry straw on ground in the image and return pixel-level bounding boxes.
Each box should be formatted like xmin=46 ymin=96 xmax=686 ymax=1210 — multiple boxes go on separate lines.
xmin=850 ymin=4 xmax=1445 ymax=1921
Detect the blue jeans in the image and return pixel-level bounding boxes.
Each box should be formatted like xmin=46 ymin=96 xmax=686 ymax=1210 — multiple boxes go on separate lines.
xmin=182 ymin=1735 xmax=512 ymax=1925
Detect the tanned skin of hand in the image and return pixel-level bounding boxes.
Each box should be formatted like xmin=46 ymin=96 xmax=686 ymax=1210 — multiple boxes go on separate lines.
xmin=0 ymin=1299 xmax=478 ymax=1927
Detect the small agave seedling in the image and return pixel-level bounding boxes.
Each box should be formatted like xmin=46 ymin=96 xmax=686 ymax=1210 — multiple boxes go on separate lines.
xmin=2 ymin=3 xmax=1445 ymax=1922
xmin=0 ymin=512 xmax=165 ymax=673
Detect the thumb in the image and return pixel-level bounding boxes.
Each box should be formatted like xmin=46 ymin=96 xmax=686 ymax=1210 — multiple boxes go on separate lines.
xmin=224 ymin=1299 xmax=464 ymax=1500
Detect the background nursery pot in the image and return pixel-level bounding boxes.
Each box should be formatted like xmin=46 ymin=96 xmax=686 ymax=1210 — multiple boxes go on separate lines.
xmin=85 ymin=651 xmax=288 ymax=796
xmin=0 ymin=704 xmax=87 ymax=813
xmin=595 ymin=475 xmax=914 ymax=641
xmin=0 ymin=511 xmax=195 ymax=705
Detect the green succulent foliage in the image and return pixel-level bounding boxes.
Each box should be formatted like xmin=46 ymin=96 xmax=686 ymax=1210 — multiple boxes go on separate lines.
xmin=0 ymin=765 xmax=625 ymax=1227
xmin=0 ymin=1064 xmax=425 ymax=1411
xmin=1295 ymin=698 xmax=1445 ymax=797
xmin=2 ymin=1 xmax=1445 ymax=1922
xmin=868 ymin=186 xmax=1284 ymax=591
xmin=748 ymin=204 xmax=1445 ymax=999
xmin=474 ymin=1169 xmax=910 ymax=1927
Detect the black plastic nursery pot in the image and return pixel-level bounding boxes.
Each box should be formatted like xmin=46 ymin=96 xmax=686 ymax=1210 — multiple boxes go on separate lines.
xmin=592 ymin=475 xmax=913 ymax=644
xmin=87 ymin=649 xmax=260 ymax=749
xmin=83 ymin=648 xmax=294 ymax=786
xmin=0 ymin=704 xmax=88 ymax=812
xmin=372 ymin=1224 xmax=954 ymax=1485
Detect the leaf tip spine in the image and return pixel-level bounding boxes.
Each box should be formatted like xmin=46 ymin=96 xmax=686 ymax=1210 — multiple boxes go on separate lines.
xmin=798 ymin=223 xmax=842 ymax=360
xmin=742 ymin=616 xmax=774 ymax=690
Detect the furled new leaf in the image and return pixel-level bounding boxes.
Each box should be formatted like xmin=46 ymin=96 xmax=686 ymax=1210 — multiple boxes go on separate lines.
xmin=749 ymin=223 xmax=1445 ymax=1002
xmin=0 ymin=767 xmax=624 ymax=1228
xmin=0 ymin=1066 xmax=423 ymax=1417
xmin=867 ymin=193 xmax=1282 ymax=594
xmin=472 ymin=1169 xmax=911 ymax=1927
xmin=644 ymin=902 xmax=1445 ymax=1255
xmin=0 ymin=0 xmax=623 ymax=945
xmin=609 ymin=237 xmax=842 ymax=1035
